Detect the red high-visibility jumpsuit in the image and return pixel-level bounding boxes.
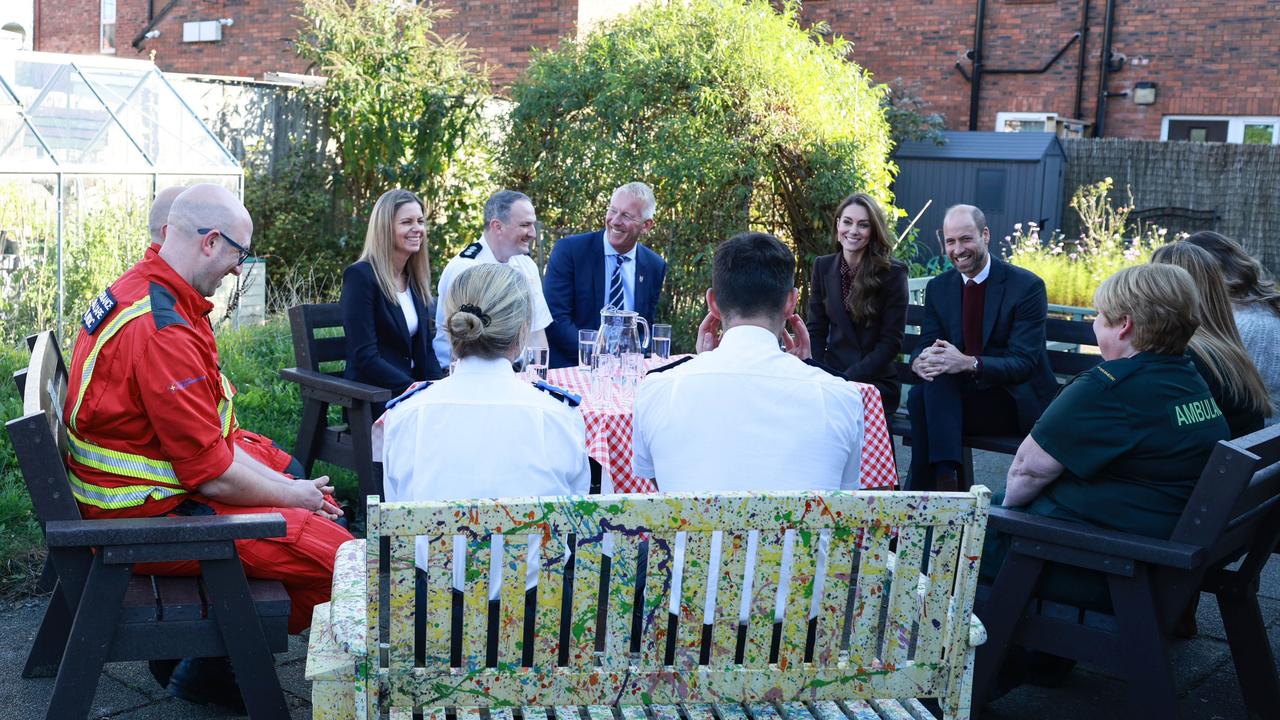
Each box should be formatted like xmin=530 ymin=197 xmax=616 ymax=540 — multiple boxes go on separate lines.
xmin=64 ymin=252 xmax=351 ymax=634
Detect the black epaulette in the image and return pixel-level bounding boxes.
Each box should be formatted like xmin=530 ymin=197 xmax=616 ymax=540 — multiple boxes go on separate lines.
xmin=459 ymin=242 xmax=482 ymax=259
xmin=645 ymin=356 xmax=693 ymax=376
xmin=803 ymin=357 xmax=847 ymax=379
xmin=532 ymin=380 xmax=581 ymax=407
xmin=80 ymin=287 xmax=118 ymax=335
xmin=385 ymin=381 xmax=433 ymax=411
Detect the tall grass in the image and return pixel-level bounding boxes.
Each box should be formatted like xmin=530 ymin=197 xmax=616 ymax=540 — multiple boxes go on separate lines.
xmin=1006 ymin=178 xmax=1170 ymax=308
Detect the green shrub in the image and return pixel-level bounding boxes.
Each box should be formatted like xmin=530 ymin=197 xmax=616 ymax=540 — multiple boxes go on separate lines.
xmin=0 ymin=341 xmax=43 ymax=598
xmin=296 ymin=0 xmax=495 ymax=282
xmin=1006 ymin=178 xmax=1168 ymax=308
xmin=503 ymin=0 xmax=895 ymax=351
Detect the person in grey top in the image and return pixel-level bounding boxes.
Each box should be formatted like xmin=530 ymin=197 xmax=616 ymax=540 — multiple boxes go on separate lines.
xmin=1184 ymin=231 xmax=1280 ymax=428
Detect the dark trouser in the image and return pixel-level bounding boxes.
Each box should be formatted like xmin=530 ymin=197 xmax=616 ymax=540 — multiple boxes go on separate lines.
xmin=271 ymin=440 xmax=306 ymax=479
xmin=906 ymin=373 xmax=1021 ymax=491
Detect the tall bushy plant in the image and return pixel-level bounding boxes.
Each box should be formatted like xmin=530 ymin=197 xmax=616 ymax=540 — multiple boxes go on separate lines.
xmin=503 ymin=0 xmax=895 ymax=349
xmin=1007 ymin=178 xmax=1168 ymax=308
xmin=296 ymin=0 xmax=495 ymax=275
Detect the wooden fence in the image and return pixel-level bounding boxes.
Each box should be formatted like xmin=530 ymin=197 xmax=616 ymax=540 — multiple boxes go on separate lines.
xmin=1062 ymin=139 xmax=1280 ymax=272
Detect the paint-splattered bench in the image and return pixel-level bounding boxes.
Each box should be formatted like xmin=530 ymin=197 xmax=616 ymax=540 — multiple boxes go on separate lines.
xmin=305 ymin=488 xmax=992 ymax=720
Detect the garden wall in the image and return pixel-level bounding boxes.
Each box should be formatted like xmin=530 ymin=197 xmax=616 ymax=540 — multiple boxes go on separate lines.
xmin=1062 ymin=139 xmax=1280 ymax=271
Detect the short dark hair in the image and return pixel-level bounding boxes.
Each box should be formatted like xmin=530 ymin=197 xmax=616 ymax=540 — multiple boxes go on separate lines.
xmin=483 ymin=189 xmax=532 ymax=225
xmin=712 ymin=232 xmax=795 ymax=319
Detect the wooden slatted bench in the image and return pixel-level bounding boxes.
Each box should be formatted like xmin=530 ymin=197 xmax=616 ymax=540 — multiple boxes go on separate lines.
xmin=280 ymin=302 xmax=395 ymax=502
xmin=891 ymin=304 xmax=1101 ymax=486
xmin=306 ymin=488 xmax=993 ymax=719
xmin=9 ymin=331 xmax=293 ymax=719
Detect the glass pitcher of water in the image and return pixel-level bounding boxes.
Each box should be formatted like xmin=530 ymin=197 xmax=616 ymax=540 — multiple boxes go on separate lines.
xmin=594 ymin=306 xmax=649 ymax=387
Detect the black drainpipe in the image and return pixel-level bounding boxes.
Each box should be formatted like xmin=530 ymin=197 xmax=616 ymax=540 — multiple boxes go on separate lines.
xmin=1073 ymin=0 xmax=1090 ymax=119
xmin=968 ymin=0 xmax=988 ymax=131
xmin=1094 ymin=0 xmax=1117 ymax=136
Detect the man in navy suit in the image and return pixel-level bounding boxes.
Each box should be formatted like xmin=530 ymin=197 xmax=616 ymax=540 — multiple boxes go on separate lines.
xmin=543 ymin=182 xmax=669 ymax=368
xmin=907 ymin=204 xmax=1059 ymax=491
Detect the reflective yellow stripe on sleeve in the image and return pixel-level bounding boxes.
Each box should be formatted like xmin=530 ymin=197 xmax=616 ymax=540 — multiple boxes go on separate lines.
xmin=66 ymin=432 xmax=182 ymax=487
xmin=217 ymin=372 xmax=235 ymax=437
xmin=67 ymin=470 xmax=187 ymax=510
xmin=69 ymin=296 xmax=152 ymax=434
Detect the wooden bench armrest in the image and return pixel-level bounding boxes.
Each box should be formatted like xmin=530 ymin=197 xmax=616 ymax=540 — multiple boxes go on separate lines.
xmin=45 ymin=513 xmax=287 ymax=547
xmin=279 ymin=367 xmax=397 ymax=404
xmin=990 ymin=507 xmax=1203 ymax=570
xmin=326 ymin=538 xmax=369 ymax=655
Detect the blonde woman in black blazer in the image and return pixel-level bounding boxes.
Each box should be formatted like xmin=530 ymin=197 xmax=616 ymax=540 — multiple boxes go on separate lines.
xmin=341 ymin=189 xmax=445 ymax=404
xmin=806 ymin=192 xmax=909 ymax=421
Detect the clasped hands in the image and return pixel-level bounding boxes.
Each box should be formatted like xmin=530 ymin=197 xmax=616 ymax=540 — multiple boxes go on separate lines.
xmin=696 ymin=312 xmax=812 ymax=360
xmin=301 ymin=475 xmax=344 ymax=521
xmin=912 ymin=340 xmax=976 ymax=381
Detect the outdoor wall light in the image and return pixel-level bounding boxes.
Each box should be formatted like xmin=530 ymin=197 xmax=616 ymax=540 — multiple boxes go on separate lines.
xmin=143 ymin=30 xmax=160 ymax=39
xmin=1134 ymin=82 xmax=1157 ymax=105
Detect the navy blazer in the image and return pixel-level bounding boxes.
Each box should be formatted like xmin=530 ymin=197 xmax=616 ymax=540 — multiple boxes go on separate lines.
xmin=340 ymin=261 xmax=444 ymax=394
xmin=543 ymin=229 xmax=668 ymax=369
xmin=910 ymin=257 xmax=1059 ymax=430
xmin=806 ymin=256 xmax=909 ymax=419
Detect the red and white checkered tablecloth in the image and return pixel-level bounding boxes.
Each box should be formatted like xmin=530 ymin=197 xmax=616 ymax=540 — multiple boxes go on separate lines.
xmin=547 ymin=358 xmax=898 ymax=494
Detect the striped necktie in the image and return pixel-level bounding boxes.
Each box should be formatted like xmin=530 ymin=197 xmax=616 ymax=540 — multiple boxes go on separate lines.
xmin=608 ymin=254 xmax=630 ymax=310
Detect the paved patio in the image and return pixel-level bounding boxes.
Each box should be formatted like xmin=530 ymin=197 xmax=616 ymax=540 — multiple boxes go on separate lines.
xmin=2 ymin=442 xmax=1274 ymax=719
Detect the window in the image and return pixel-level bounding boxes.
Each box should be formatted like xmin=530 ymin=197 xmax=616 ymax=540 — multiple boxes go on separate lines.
xmin=1162 ymin=116 xmax=1279 ymax=145
xmin=995 ymin=112 xmax=1055 ymax=133
xmin=99 ymin=0 xmax=116 ymax=53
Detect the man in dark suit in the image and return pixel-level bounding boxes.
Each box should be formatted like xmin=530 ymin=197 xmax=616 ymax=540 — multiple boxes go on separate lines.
xmin=543 ymin=182 xmax=668 ymax=368
xmin=907 ymin=204 xmax=1058 ymax=491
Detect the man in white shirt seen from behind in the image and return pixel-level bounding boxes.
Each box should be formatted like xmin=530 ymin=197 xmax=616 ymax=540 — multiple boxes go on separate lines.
xmin=433 ymin=189 xmax=552 ymax=369
xmin=632 ymin=231 xmax=865 ymax=630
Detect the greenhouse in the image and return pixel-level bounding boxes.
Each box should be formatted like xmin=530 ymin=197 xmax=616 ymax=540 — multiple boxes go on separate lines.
xmin=0 ymin=50 xmax=242 ymax=343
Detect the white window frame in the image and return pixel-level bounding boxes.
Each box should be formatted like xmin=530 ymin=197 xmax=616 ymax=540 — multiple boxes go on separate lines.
xmin=995 ymin=111 xmax=1058 ymax=133
xmin=99 ymin=0 xmax=116 ymax=53
xmin=1161 ymin=115 xmax=1280 ymax=144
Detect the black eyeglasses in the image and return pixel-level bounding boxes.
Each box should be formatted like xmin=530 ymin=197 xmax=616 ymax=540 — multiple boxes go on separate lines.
xmin=197 ymin=227 xmax=251 ymax=266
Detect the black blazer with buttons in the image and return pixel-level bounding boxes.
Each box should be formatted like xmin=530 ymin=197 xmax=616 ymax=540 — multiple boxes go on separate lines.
xmin=806 ymin=256 xmax=909 ymax=419
xmin=340 ymin=260 xmax=444 ymax=395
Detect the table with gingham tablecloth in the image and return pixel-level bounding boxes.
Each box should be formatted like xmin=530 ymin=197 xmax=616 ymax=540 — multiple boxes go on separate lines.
xmin=547 ymin=359 xmax=897 ymax=493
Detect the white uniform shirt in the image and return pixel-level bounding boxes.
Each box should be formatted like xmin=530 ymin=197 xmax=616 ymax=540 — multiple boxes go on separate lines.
xmin=381 ymin=355 xmax=591 ymax=595
xmin=632 ymin=324 xmax=865 ymax=621
xmin=433 ymin=237 xmax=553 ymax=368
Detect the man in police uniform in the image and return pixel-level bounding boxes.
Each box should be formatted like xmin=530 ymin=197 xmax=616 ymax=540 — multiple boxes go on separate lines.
xmin=633 ymin=231 xmax=864 ymax=490
xmin=64 ymin=184 xmax=352 ymax=709
xmin=432 ymin=189 xmax=552 ymax=368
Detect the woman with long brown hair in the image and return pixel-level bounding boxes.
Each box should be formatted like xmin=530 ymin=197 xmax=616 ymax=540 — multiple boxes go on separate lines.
xmin=1184 ymin=231 xmax=1280 ymax=428
xmin=1150 ymin=240 xmax=1272 ymax=436
xmin=805 ymin=192 xmax=909 ymax=420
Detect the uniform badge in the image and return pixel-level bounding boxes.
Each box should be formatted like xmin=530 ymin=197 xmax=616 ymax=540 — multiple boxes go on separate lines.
xmin=385 ymin=381 xmax=433 ymax=411
xmin=81 ymin=288 xmax=118 ymax=335
xmin=459 ymin=242 xmax=482 ymax=259
xmin=532 ymin=381 xmax=581 ymax=407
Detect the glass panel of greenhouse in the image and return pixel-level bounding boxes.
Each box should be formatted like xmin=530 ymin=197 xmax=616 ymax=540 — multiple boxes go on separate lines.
xmin=0 ymin=50 xmax=242 ymax=345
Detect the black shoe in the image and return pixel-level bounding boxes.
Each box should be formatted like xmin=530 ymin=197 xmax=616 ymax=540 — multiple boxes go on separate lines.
xmin=147 ymin=658 xmax=179 ymax=689
xmin=166 ymin=656 xmax=247 ymax=714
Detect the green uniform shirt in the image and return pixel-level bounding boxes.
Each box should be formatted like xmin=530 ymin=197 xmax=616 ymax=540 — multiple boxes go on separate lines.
xmin=1028 ymin=352 xmax=1231 ymax=539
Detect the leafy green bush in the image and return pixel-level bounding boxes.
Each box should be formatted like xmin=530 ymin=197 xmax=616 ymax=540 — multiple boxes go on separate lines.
xmin=503 ymin=0 xmax=895 ymax=351
xmin=1006 ymin=178 xmax=1168 ymax=307
xmin=0 ymin=341 xmax=42 ymax=598
xmin=296 ymin=0 xmax=495 ymax=281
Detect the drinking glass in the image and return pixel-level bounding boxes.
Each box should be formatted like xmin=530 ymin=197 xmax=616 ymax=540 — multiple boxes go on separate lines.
xmin=524 ymin=346 xmax=549 ymax=381
xmin=619 ymin=352 xmax=644 ymax=400
xmin=578 ymin=329 xmax=598 ymax=370
xmin=652 ymin=324 xmax=672 ymax=360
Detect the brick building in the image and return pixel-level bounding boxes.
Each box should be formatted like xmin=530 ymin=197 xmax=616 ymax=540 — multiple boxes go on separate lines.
xmin=30 ymin=0 xmax=1280 ymax=142
xmin=30 ymin=0 xmax=637 ymax=87
xmin=796 ymin=0 xmax=1279 ymax=142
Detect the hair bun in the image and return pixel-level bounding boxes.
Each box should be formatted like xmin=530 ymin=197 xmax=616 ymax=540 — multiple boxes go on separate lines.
xmin=448 ymin=310 xmax=485 ymax=342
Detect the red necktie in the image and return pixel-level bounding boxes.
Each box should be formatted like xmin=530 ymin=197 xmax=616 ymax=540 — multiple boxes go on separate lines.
xmin=962 ymin=279 xmax=984 ymax=356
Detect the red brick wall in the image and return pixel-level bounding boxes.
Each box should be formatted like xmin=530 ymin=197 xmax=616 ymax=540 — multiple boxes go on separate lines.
xmin=37 ymin=0 xmax=309 ymax=78
xmin=433 ymin=0 xmax=579 ymax=89
xmin=797 ymin=0 xmax=1280 ymax=139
